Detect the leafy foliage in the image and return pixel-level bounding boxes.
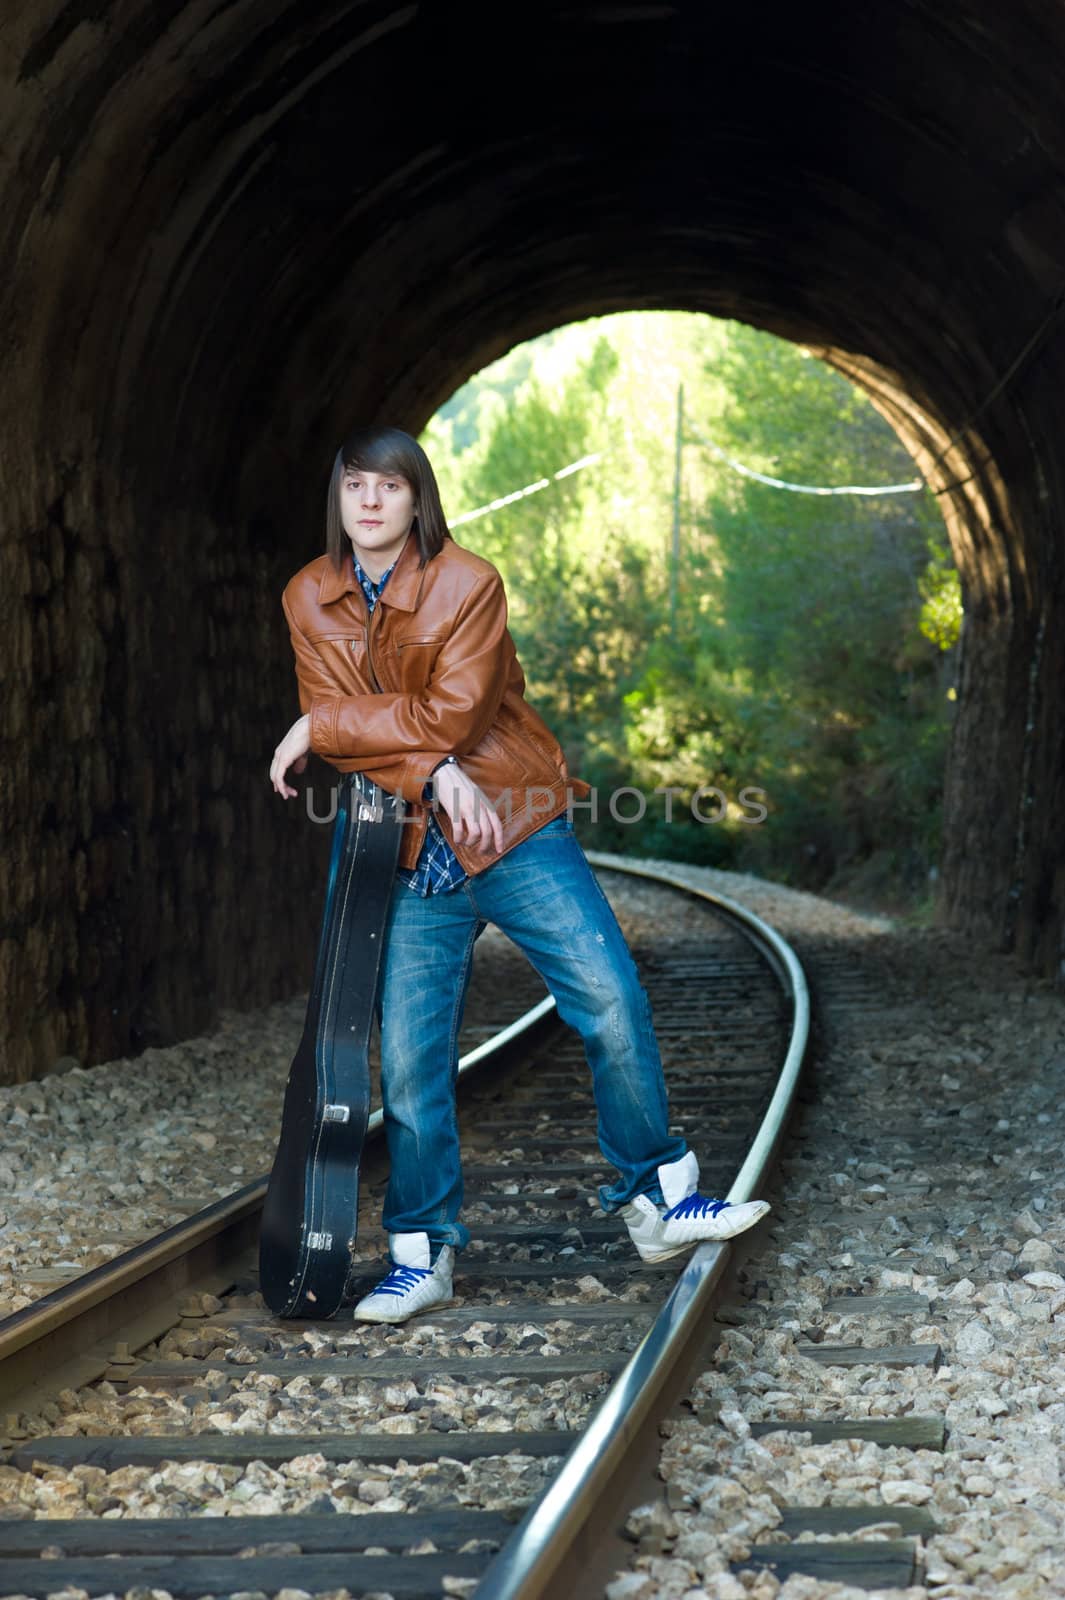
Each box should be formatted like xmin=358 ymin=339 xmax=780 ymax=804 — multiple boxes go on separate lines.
xmin=421 ymin=312 xmax=959 ymax=910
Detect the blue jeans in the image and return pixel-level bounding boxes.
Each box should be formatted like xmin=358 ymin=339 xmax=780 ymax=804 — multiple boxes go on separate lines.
xmin=372 ymin=813 xmax=687 ymax=1253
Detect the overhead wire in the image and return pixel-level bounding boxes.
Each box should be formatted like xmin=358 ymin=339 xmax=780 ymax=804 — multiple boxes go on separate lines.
xmin=449 ymin=433 xmax=923 ymax=524
xmin=684 ymin=428 xmax=923 ymax=496
xmin=917 ymin=279 xmax=1065 ymax=486
xmin=446 ymin=283 xmax=1065 ymax=520
xmin=448 ymin=452 xmax=603 ymax=525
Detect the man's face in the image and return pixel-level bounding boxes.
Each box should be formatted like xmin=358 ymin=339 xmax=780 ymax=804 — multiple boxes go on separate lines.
xmin=340 ymin=467 xmax=417 ymax=576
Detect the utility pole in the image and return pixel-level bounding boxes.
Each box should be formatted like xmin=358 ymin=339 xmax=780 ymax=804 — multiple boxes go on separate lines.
xmin=670 ymin=381 xmax=684 ymax=635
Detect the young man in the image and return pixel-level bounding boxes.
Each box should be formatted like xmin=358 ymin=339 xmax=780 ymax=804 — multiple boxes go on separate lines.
xmin=270 ymin=425 xmax=769 ymax=1323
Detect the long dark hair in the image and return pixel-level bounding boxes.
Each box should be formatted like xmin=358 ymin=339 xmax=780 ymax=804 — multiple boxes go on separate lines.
xmin=325 ymin=426 xmax=451 ymax=571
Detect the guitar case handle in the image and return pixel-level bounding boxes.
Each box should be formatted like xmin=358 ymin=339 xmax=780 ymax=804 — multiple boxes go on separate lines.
xmin=259 ymin=771 xmax=405 ymax=1318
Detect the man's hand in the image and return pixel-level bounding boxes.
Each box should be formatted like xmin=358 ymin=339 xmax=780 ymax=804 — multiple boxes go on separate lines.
xmin=270 ymin=714 xmax=312 ymax=798
xmin=431 ymin=762 xmax=504 ymax=852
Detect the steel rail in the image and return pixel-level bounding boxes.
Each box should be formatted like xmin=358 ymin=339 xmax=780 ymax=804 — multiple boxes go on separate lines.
xmin=473 ymin=854 xmax=811 ymax=1600
xmin=0 ymin=996 xmax=561 ymax=1410
xmin=0 ymin=1182 xmax=271 ymax=1410
xmin=0 ymin=850 xmax=804 ymax=1598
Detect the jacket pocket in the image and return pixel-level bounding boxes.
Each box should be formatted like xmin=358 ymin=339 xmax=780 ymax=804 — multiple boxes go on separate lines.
xmin=494 ymin=712 xmax=562 ymax=774
xmin=479 ymin=721 xmax=558 ymax=781
xmin=307 ymin=626 xmax=367 ymax=644
xmin=309 ymin=633 xmax=370 ymax=690
xmin=392 ymin=633 xmax=446 ymax=688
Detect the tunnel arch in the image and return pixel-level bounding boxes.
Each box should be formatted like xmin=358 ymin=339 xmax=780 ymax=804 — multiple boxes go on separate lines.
xmin=3 ymin=0 xmax=1065 ymax=1079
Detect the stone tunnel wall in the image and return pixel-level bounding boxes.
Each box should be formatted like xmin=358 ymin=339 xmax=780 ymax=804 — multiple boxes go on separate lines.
xmin=3 ymin=0 xmax=1065 ymax=1081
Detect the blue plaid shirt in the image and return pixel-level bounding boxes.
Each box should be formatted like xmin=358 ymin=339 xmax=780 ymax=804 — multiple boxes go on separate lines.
xmin=353 ymin=552 xmax=468 ymax=896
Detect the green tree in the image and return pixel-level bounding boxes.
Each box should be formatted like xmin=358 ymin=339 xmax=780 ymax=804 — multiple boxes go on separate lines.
xmin=422 ymin=312 xmax=960 ymax=908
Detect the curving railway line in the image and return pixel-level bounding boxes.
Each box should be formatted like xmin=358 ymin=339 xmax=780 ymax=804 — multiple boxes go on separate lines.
xmin=0 ymin=855 xmax=808 ymax=1599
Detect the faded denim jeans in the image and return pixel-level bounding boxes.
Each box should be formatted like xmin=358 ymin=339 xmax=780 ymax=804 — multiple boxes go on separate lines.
xmin=372 ymin=812 xmax=687 ymax=1254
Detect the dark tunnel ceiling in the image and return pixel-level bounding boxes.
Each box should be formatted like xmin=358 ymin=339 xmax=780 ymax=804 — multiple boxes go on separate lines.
xmin=7 ymin=0 xmax=1065 ymax=1064
xmin=11 ymin=0 xmax=1064 ymax=548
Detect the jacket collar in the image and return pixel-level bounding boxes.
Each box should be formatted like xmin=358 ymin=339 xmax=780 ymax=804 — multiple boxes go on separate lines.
xmin=317 ymin=530 xmax=425 ymax=612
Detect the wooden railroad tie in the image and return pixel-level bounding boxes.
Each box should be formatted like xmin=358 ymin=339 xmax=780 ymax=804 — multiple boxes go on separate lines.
xmin=10 ymin=1430 xmax=576 ymax=1471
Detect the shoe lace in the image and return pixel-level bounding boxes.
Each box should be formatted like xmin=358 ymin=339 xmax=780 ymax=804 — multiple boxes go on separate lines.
xmin=373 ymin=1262 xmax=433 ymax=1298
xmin=662 ymin=1192 xmax=730 ymax=1221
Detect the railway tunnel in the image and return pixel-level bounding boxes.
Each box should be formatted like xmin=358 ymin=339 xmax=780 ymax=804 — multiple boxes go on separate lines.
xmin=3 ymin=0 xmax=1065 ymax=1082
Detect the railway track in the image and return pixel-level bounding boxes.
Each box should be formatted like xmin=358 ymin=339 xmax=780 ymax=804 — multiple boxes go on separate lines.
xmin=0 ymin=855 xmax=807 ymax=1599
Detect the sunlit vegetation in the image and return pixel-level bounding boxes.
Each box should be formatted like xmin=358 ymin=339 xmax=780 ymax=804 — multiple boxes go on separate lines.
xmin=422 ymin=312 xmax=961 ymax=912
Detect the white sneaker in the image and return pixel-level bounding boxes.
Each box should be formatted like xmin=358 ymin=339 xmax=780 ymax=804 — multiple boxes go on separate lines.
xmin=620 ymin=1152 xmax=770 ymax=1263
xmin=353 ymin=1232 xmax=455 ymax=1323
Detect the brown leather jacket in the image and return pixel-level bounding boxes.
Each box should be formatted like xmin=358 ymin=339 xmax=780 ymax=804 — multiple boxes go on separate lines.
xmin=281 ymin=529 xmax=592 ymax=877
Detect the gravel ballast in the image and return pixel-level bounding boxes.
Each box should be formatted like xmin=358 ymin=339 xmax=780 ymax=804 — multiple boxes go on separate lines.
xmin=0 ymin=918 xmax=552 ymax=1314
xmin=600 ymin=859 xmax=1065 ymax=1600
xmin=2 ymin=855 xmax=1063 ymax=1600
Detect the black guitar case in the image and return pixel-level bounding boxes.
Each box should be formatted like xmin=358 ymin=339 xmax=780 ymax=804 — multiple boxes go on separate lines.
xmin=259 ymin=770 xmax=405 ymax=1318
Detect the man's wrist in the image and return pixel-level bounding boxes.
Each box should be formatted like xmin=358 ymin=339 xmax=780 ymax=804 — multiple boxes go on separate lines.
xmin=422 ymin=755 xmax=459 ymax=803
